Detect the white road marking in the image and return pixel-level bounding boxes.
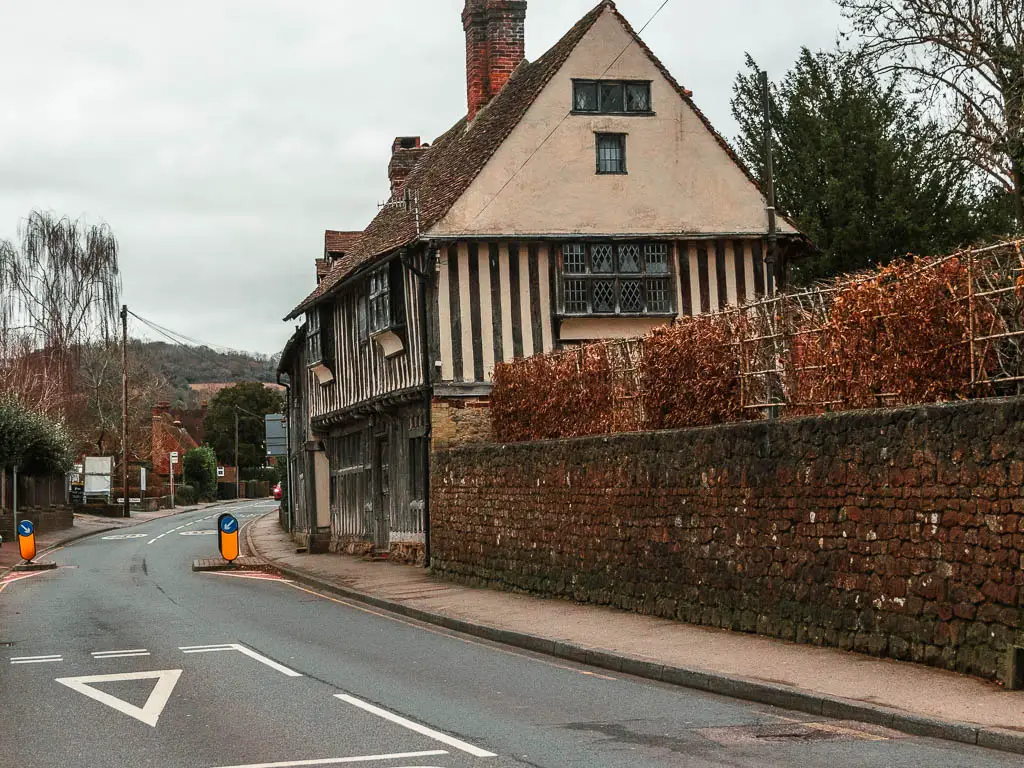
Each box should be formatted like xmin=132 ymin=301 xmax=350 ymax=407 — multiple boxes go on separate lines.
xmin=55 ymin=669 xmax=182 ymax=727
xmin=334 ymin=694 xmax=496 ymax=758
xmin=93 ymin=649 xmax=151 ymax=659
xmin=208 ymin=751 xmax=448 ymax=768
xmin=179 ymin=530 xmax=216 ymax=536
xmin=10 ymin=655 xmax=63 ymax=664
xmin=101 ymin=533 xmax=148 ymax=540
xmin=179 ymin=643 xmax=302 ymax=677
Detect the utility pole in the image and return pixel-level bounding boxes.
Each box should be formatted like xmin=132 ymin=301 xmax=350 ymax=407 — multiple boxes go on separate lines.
xmin=234 ymin=406 xmax=240 ymax=500
xmin=121 ymin=304 xmax=130 ymax=519
xmin=761 ymin=69 xmax=778 ymax=297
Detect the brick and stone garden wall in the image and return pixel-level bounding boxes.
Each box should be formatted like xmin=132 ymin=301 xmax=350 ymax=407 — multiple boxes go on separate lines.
xmin=430 ymin=397 xmax=1024 ymax=683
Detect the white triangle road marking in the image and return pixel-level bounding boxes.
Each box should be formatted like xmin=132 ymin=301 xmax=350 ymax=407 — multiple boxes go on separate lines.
xmin=55 ymin=669 xmax=182 ymax=727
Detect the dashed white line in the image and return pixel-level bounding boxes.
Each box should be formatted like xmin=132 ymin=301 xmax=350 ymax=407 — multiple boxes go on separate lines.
xmin=208 ymin=751 xmax=448 ymax=768
xmin=179 ymin=643 xmax=302 ymax=677
xmin=93 ymin=649 xmax=151 ymax=659
xmin=10 ymin=655 xmax=63 ymax=664
xmin=334 ymin=694 xmax=496 ymax=758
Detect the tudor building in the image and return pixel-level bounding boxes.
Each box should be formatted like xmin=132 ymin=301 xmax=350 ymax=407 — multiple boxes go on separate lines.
xmin=278 ymin=0 xmax=807 ymax=561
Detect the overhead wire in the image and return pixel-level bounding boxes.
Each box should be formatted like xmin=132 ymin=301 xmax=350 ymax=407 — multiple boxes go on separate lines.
xmin=469 ymin=0 xmax=673 ymax=224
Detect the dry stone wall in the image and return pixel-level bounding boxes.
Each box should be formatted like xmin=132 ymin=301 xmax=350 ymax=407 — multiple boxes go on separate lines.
xmin=431 ymin=397 xmax=1024 ymax=683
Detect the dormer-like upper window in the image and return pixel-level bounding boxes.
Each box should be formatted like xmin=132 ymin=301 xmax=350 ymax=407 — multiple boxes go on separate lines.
xmin=573 ymin=80 xmax=652 ymax=115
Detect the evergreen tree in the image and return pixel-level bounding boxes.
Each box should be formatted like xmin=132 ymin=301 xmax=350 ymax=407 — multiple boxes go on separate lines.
xmin=732 ymin=48 xmax=1015 ymax=283
xmin=203 ymin=382 xmax=284 ymax=470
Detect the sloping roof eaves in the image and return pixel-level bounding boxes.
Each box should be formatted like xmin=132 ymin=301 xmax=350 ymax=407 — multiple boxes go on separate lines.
xmin=277 ymin=324 xmax=307 ymax=376
xmin=285 ymin=1 xmax=609 ymax=321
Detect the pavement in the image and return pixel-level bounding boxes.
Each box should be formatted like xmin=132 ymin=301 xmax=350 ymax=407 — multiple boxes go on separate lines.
xmin=2 ymin=501 xmax=1021 ymax=767
xmin=0 ymin=500 xmax=253 ymax=578
xmin=246 ymin=512 xmax=1024 ymax=757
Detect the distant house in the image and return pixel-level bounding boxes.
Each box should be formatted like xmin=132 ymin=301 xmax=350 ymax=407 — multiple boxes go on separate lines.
xmin=151 ymin=403 xmax=198 ymax=485
xmin=279 ymin=0 xmax=808 ymax=562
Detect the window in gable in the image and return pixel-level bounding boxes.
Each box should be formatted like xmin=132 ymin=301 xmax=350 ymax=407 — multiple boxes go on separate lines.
xmin=559 ymin=242 xmax=675 ymax=317
xmin=596 ymin=133 xmax=627 ymax=174
xmin=573 ymin=81 xmax=598 ymax=112
xmin=573 ymin=80 xmax=652 ymax=114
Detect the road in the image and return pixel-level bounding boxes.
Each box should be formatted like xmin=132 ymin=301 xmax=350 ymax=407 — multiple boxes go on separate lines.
xmin=0 ymin=500 xmax=1018 ymax=768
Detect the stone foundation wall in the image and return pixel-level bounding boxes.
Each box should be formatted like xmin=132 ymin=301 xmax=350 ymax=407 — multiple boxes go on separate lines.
xmin=431 ymin=398 xmax=1024 ymax=683
xmin=431 ymin=396 xmax=493 ymax=449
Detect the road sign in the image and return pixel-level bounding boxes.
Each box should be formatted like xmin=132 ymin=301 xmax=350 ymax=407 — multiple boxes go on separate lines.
xmin=218 ymin=514 xmax=240 ymax=562
xmin=17 ymin=520 xmax=36 ymax=562
xmin=140 ymin=467 xmax=147 ymax=492
xmin=116 ymin=498 xmax=143 ymax=504
xmin=217 ymin=467 xmax=225 ymax=478
xmin=55 ymin=670 xmax=182 ymax=727
xmin=265 ymin=414 xmax=287 ymax=457
xmin=169 ymin=452 xmax=179 ymax=464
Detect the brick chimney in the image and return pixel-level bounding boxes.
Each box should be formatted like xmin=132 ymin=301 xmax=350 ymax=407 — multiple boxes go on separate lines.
xmin=388 ymin=136 xmax=423 ymax=199
xmin=463 ymin=0 xmax=527 ymax=121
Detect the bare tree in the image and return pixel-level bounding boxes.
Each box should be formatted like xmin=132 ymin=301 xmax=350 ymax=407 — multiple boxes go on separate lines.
xmin=0 ymin=211 xmax=121 ymax=414
xmin=837 ymin=0 xmax=1024 ymax=226
xmin=74 ymin=341 xmax=170 ymax=459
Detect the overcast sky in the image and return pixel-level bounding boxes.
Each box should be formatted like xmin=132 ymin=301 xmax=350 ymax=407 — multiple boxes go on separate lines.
xmin=0 ymin=0 xmax=845 ymax=356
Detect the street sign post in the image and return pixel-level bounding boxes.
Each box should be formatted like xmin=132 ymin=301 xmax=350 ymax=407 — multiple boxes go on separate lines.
xmin=218 ymin=514 xmax=240 ymax=562
xmin=17 ymin=520 xmax=36 ymax=563
xmin=170 ymin=452 xmax=178 ymax=508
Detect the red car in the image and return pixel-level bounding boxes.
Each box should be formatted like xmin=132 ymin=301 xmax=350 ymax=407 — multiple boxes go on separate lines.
xmin=273 ymin=482 xmax=282 ymax=501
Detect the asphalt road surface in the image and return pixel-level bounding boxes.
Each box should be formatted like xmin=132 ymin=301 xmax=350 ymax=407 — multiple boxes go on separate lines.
xmin=0 ymin=500 xmax=1019 ymax=768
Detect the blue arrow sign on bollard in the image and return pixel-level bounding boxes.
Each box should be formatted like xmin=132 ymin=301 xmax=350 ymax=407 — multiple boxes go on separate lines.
xmin=219 ymin=516 xmax=239 ymax=535
xmin=18 ymin=520 xmax=34 ymax=538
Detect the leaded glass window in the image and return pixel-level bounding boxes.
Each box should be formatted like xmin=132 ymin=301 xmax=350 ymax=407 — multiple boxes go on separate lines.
xmin=560 ymin=243 xmax=676 ymax=317
xmin=563 ymin=243 xmax=587 ymax=274
xmin=368 ymin=267 xmax=391 ymax=334
xmin=600 ymin=82 xmax=625 ymax=113
xmin=618 ymin=244 xmax=641 ymax=272
xmin=591 ymin=244 xmax=615 ymax=273
xmin=647 ymin=278 xmax=671 ymax=313
xmin=564 ymin=278 xmax=588 ymax=314
xmin=593 ymin=280 xmax=616 ymax=313
xmin=596 ymin=133 xmax=626 ymax=174
xmin=573 ymin=81 xmax=598 ymax=112
xmin=626 ymin=82 xmax=651 ymax=112
xmin=645 ymin=243 xmax=670 ymax=274
xmin=573 ymin=80 xmax=652 ymax=114
xmin=306 ymin=309 xmax=323 ymax=364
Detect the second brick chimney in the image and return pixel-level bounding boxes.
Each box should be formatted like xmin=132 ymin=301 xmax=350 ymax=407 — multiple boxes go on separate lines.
xmin=463 ymin=0 xmax=527 ymax=121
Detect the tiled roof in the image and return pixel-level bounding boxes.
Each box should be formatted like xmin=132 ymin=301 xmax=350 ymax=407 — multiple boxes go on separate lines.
xmin=286 ymin=0 xmax=795 ymax=321
xmin=324 ymin=230 xmax=362 ymax=256
xmin=316 ymin=258 xmax=331 ymax=279
xmin=388 ymin=147 xmax=429 ymax=181
xmin=285 ymin=1 xmax=608 ymax=320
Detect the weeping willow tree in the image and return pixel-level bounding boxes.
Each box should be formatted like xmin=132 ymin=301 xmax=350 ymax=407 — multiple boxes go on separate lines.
xmin=0 ymin=211 xmax=121 ymax=415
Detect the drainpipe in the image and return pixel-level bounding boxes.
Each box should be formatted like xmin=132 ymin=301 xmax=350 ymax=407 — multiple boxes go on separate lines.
xmin=399 ymin=245 xmax=435 ymax=568
xmin=277 ymin=373 xmax=294 ymax=533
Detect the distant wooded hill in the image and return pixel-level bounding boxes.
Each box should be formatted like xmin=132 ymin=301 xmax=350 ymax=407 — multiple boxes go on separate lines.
xmin=134 ymin=341 xmax=278 ymax=405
